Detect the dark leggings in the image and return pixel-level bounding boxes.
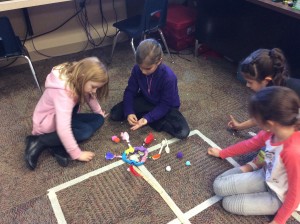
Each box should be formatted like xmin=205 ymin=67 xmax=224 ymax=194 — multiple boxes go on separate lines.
xmin=38 ymin=105 xmax=104 ymax=155
xmin=110 ymin=95 xmax=190 ymax=139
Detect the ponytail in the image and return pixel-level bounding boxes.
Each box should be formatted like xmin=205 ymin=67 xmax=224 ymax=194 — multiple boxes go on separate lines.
xmin=268 ymin=48 xmax=289 ymax=86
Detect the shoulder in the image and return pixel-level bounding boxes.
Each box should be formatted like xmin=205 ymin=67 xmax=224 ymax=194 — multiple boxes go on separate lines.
xmin=280 ymin=132 xmax=300 ymax=168
xmin=257 ymin=130 xmax=272 ymax=140
xmin=132 ymin=64 xmax=141 ymax=73
xmin=158 ymin=64 xmax=177 ymax=80
xmin=130 ymin=65 xmax=143 ymax=79
xmin=45 ymin=74 xmax=75 ymax=100
xmin=284 ymin=131 xmax=300 ymax=150
xmin=285 ymin=77 xmax=300 ymax=97
xmin=46 ymin=69 xmax=65 ymax=85
xmin=280 ymin=132 xmax=300 ymax=159
xmin=160 ymin=64 xmax=175 ymax=74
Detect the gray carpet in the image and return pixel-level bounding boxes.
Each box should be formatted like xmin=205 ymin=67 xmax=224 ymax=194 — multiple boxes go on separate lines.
xmin=0 ymin=42 xmax=298 ymax=223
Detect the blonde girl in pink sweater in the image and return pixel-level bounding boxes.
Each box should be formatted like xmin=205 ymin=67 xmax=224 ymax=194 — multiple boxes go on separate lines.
xmin=25 ymin=57 xmax=109 ymax=170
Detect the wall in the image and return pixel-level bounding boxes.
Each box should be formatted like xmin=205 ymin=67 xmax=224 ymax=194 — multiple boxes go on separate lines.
xmin=0 ymin=0 xmax=127 ymax=63
xmin=195 ymin=0 xmax=300 ymax=78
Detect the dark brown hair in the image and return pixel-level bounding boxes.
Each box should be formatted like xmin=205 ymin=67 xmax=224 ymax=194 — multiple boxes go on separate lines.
xmin=240 ymin=48 xmax=289 ymax=86
xmin=249 ymin=86 xmax=300 ymax=129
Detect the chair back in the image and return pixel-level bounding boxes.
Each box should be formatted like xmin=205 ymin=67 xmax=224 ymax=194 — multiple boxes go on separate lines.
xmin=0 ymin=16 xmax=22 ymax=57
xmin=141 ymin=0 xmax=168 ymax=34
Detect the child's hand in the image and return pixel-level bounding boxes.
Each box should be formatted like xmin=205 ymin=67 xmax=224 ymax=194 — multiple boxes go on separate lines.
xmin=248 ymin=149 xmax=266 ymax=170
xmin=207 ymin=147 xmax=221 ymax=158
xmin=101 ymin=111 xmax=109 ymax=118
xmin=131 ymin=118 xmax=148 ymax=131
xmin=77 ymin=151 xmax=95 ymax=162
xmin=127 ymin=114 xmax=138 ymax=125
xmin=228 ymin=115 xmax=241 ymax=130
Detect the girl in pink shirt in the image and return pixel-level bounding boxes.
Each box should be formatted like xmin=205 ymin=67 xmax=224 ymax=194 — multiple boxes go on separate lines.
xmin=208 ymin=86 xmax=300 ymax=224
xmin=25 ymin=57 xmax=109 ymax=170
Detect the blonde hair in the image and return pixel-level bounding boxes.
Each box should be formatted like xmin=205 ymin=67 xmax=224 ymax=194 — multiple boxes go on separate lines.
xmin=57 ymin=57 xmax=109 ymax=104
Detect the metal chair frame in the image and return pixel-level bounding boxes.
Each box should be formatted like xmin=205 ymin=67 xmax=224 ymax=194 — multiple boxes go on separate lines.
xmin=110 ymin=0 xmax=174 ymax=63
xmin=0 ymin=16 xmax=42 ymax=92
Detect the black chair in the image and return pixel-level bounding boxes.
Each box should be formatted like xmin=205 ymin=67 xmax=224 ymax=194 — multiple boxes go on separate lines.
xmin=0 ymin=16 xmax=42 ymax=92
xmin=110 ymin=0 xmax=173 ymax=63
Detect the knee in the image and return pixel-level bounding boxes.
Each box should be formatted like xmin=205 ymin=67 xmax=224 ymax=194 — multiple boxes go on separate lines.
xmin=110 ymin=103 xmax=124 ymax=121
xmin=222 ymin=196 xmax=239 ymax=214
xmin=109 ymin=110 xmax=125 ymax=121
xmin=213 ymin=177 xmax=225 ymax=196
xmin=174 ymin=128 xmax=190 ymax=139
xmin=222 ymin=195 xmax=249 ymax=216
xmin=94 ymin=114 xmax=104 ymax=129
xmin=79 ymin=126 xmax=94 ymax=141
xmin=213 ymin=174 xmax=235 ymax=196
xmin=110 ymin=110 xmax=122 ymax=121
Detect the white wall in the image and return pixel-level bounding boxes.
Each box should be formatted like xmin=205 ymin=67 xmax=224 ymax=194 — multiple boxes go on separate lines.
xmin=0 ymin=0 xmax=127 ymax=62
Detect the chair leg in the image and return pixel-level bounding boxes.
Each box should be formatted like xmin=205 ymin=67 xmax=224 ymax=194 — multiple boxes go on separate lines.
xmin=22 ymin=55 xmax=42 ymax=93
xmin=110 ymin=31 xmax=121 ymax=63
xmin=130 ymin=38 xmax=136 ymax=55
xmin=195 ymin=39 xmax=199 ymax=57
xmin=158 ymin=29 xmax=174 ymax=63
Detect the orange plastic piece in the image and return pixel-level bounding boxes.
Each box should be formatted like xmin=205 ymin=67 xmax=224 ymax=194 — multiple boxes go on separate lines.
xmin=151 ymin=154 xmax=161 ymax=160
xmin=112 ymin=136 xmax=120 ymax=143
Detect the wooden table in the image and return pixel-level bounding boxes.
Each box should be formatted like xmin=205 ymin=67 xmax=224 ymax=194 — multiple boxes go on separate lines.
xmin=246 ymin=0 xmax=300 ymax=19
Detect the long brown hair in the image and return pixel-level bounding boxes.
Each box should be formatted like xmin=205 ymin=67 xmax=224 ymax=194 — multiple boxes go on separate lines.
xmin=249 ymin=86 xmax=300 ymax=129
xmin=57 ymin=57 xmax=109 ymax=104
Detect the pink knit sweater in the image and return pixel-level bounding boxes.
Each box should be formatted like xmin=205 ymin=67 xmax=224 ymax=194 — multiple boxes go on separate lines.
xmin=32 ymin=69 xmax=104 ymax=159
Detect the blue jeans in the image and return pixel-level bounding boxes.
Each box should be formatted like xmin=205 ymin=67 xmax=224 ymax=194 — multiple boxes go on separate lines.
xmin=71 ymin=112 xmax=104 ymax=142
xmin=38 ymin=105 xmax=104 ymax=153
xmin=213 ymin=167 xmax=282 ymax=216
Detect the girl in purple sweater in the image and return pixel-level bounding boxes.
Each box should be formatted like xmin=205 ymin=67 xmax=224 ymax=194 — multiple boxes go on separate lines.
xmin=110 ymin=39 xmax=190 ymax=139
xmin=25 ymin=57 xmax=109 ymax=170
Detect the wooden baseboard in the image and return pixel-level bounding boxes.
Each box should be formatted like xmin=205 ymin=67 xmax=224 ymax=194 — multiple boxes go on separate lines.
xmin=28 ymin=37 xmax=113 ymax=62
xmin=0 ymin=34 xmax=128 ymax=68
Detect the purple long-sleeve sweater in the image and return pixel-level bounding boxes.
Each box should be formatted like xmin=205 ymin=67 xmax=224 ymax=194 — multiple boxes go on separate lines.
xmin=123 ymin=63 xmax=180 ymax=123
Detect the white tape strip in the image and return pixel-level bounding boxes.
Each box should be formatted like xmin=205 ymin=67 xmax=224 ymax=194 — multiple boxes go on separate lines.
xmin=47 ymin=191 xmax=67 ymax=224
xmin=292 ymin=211 xmax=300 ymax=222
xmin=167 ymin=195 xmax=222 ymax=224
xmin=138 ymin=165 xmax=191 ymax=224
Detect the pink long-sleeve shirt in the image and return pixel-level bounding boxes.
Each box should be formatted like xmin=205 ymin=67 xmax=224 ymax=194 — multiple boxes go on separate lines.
xmin=32 ymin=69 xmax=104 ymax=159
xmin=220 ymin=130 xmax=300 ymax=224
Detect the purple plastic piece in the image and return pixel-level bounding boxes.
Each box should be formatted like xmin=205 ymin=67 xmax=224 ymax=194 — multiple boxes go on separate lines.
xmin=176 ymin=151 xmax=183 ymax=159
xmin=105 ymin=152 xmax=115 ymax=160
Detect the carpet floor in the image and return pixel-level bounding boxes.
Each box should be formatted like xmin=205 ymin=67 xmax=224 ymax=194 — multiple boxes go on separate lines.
xmin=0 ymin=42 xmax=298 ymax=223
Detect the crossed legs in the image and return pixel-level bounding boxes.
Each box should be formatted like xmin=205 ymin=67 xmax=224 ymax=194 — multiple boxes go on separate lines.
xmin=213 ymin=167 xmax=281 ymax=216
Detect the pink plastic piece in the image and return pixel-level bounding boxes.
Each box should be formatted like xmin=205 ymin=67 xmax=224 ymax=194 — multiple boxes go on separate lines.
xmin=120 ymin=132 xmax=130 ymax=142
xmin=111 ymin=136 xmax=120 ymax=143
